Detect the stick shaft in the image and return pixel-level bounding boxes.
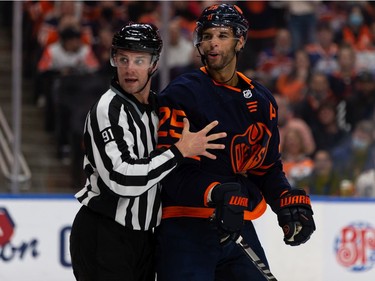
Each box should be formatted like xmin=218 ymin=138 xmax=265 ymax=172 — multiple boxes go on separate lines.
xmin=236 ymin=236 xmax=278 ymax=281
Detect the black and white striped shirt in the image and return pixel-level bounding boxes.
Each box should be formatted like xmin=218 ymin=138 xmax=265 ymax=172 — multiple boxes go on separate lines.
xmin=75 ymin=80 xmax=183 ymax=230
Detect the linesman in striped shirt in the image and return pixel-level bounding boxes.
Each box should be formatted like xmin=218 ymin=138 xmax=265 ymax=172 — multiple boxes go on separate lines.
xmin=69 ymin=23 xmax=226 ymax=281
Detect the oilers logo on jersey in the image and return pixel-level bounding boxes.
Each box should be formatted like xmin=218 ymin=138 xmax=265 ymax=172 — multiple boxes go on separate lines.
xmin=230 ymin=122 xmax=271 ymax=173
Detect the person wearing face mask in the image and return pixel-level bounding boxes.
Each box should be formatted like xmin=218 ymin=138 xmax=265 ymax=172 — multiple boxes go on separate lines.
xmin=337 ymin=4 xmax=372 ymax=51
xmin=331 ymin=119 xmax=375 ymax=187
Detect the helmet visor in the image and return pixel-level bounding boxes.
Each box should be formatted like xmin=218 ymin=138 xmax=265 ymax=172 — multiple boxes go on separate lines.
xmin=110 ymin=50 xmax=154 ymax=69
xmin=193 ymin=26 xmax=238 ymax=46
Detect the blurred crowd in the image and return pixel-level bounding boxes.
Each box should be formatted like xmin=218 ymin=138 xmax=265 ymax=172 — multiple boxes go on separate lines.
xmin=19 ymin=1 xmax=375 ymax=197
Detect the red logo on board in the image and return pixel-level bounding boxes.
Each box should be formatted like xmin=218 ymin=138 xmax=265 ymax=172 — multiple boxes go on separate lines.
xmin=0 ymin=207 xmax=15 ymax=246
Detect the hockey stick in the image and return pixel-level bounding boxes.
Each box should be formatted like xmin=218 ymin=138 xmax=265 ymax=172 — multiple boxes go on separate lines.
xmin=235 ymin=235 xmax=278 ymax=281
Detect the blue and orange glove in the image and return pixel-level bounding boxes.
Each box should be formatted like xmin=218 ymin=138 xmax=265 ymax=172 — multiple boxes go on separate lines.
xmin=272 ymin=189 xmax=316 ymax=246
xmin=209 ymin=183 xmax=248 ymax=244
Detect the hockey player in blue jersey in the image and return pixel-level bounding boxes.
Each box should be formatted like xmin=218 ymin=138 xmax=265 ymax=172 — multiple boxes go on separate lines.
xmin=155 ymin=3 xmax=316 ymax=281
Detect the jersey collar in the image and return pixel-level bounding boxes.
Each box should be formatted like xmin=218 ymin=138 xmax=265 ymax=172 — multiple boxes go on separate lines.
xmin=200 ymin=66 xmax=254 ymax=92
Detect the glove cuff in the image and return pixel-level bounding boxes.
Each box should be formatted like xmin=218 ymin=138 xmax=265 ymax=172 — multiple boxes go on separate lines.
xmin=204 ymin=182 xmax=221 ymax=207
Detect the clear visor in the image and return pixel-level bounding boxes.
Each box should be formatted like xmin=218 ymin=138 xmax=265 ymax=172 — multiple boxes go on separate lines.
xmin=193 ymin=26 xmax=238 ymax=46
xmin=193 ymin=27 xmax=200 ymax=47
xmin=110 ymin=51 xmax=156 ymax=69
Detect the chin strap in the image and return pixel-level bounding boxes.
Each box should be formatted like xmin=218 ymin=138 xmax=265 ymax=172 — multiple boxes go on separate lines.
xmin=196 ymin=44 xmax=207 ymax=66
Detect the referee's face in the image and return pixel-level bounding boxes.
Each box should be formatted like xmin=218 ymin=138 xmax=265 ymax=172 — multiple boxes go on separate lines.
xmin=115 ymin=50 xmax=154 ymax=97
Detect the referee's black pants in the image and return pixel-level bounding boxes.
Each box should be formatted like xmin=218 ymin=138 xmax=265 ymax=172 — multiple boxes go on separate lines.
xmin=70 ymin=206 xmax=155 ymax=281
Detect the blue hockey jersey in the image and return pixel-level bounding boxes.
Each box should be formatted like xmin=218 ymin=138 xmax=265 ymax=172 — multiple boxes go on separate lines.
xmin=157 ymin=67 xmax=292 ymax=221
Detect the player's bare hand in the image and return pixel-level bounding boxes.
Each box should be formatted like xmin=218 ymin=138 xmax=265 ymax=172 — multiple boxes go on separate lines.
xmin=175 ymin=118 xmax=226 ymax=159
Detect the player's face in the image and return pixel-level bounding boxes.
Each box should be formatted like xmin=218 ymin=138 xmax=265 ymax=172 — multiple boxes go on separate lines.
xmin=114 ymin=50 xmax=154 ymax=96
xmin=199 ymin=27 xmax=240 ymax=71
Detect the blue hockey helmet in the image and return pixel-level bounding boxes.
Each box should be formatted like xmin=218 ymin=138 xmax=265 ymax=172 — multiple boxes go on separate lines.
xmin=193 ymin=3 xmax=249 ymax=47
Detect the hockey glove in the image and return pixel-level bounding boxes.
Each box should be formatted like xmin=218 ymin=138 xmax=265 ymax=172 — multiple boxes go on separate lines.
xmin=272 ymin=189 xmax=316 ymax=246
xmin=209 ymin=183 xmax=248 ymax=244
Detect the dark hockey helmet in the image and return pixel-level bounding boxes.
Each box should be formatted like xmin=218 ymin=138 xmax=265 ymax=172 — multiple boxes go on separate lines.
xmin=193 ymin=3 xmax=249 ymax=47
xmin=111 ymin=22 xmax=163 ymax=66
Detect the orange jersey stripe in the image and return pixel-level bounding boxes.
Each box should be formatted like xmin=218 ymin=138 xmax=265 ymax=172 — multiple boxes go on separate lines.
xmin=162 ymin=198 xmax=267 ymax=221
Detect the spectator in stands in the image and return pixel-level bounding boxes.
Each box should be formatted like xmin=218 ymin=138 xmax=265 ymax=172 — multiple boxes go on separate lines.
xmin=285 ymin=1 xmax=320 ymax=51
xmin=295 ymin=71 xmax=336 ymax=128
xmin=236 ymin=1 xmax=283 ymax=70
xmin=327 ymin=43 xmax=361 ymax=132
xmin=37 ymin=1 xmax=93 ymax=48
xmin=86 ymin=1 xmax=127 ymax=39
xmin=346 ymin=71 xmax=375 ymax=129
xmin=316 ymin=1 xmax=348 ymax=36
xmin=328 ymin=43 xmax=359 ymax=102
xmin=305 ymin=21 xmax=339 ymax=75
xmin=306 ymin=150 xmax=341 ymax=196
xmin=336 ymin=4 xmax=372 ymax=51
xmin=331 ymin=119 xmax=375 ymax=184
xmin=275 ymin=94 xmax=316 ymax=156
xmin=36 ymin=18 xmax=99 ymax=160
xmin=311 ymin=102 xmax=349 ymax=152
xmin=355 ymin=19 xmax=375 ymax=75
xmin=275 ymin=49 xmax=311 ymax=106
xmin=256 ymin=28 xmax=294 ymax=89
xmin=281 ymin=127 xmax=314 ymax=189
xmin=37 ymin=18 xmax=99 ymax=75
xmin=23 ymin=1 xmax=55 ymax=78
xmin=24 ymin=1 xmax=55 ymax=39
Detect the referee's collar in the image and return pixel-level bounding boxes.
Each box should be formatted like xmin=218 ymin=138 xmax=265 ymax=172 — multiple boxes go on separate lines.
xmin=110 ymin=78 xmax=158 ymax=114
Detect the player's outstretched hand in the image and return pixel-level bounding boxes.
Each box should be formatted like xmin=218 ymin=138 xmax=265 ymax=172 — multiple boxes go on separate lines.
xmin=175 ymin=118 xmax=226 ymax=159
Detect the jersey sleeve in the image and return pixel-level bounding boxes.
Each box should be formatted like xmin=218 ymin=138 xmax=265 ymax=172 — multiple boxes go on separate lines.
xmin=245 ymin=82 xmax=292 ymax=204
xmin=85 ymin=93 xmax=183 ymax=197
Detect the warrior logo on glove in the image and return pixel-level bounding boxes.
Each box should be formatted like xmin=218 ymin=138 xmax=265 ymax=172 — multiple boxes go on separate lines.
xmin=229 ymin=195 xmax=249 ymax=207
xmin=280 ymin=193 xmax=311 ymax=207
xmin=271 ymin=189 xmax=316 ymax=246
